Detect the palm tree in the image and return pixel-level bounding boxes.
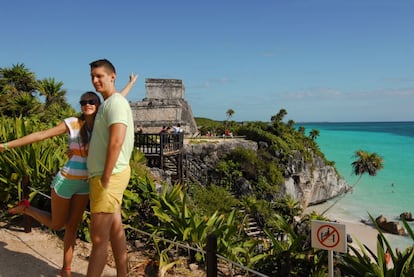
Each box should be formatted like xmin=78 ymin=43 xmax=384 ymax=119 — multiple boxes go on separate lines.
xmin=224 ymin=109 xmax=235 ymax=133
xmin=226 ymin=109 xmax=234 ymax=121
xmin=0 ymin=63 xmax=38 ymax=95
xmin=271 ymin=108 xmax=287 ymax=124
xmin=351 ymin=150 xmax=384 ymax=185
xmin=37 ymin=77 xmax=68 ymax=108
xmin=0 ymin=64 xmax=39 ymax=117
xmin=321 ymin=150 xmax=384 ymax=215
xmin=309 ymin=129 xmax=320 ymax=140
xmin=11 ymin=92 xmax=43 ymax=116
xmin=297 ymin=126 xmax=305 ymax=135
xmin=39 ymin=102 xmax=76 ymax=124
xmin=270 ymin=108 xmax=288 ymax=136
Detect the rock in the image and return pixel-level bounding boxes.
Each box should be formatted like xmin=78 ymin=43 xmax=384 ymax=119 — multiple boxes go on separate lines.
xmin=282 ymin=151 xmax=350 ymax=207
xmin=400 ymin=212 xmax=413 ymax=221
xmin=234 ymin=177 xmax=253 ymax=197
xmin=376 ymin=215 xmax=407 ymax=235
xmin=258 ymin=141 xmax=268 ymax=149
xmin=376 ymin=215 xmax=387 ymax=225
xmin=189 ymin=263 xmax=199 ymax=271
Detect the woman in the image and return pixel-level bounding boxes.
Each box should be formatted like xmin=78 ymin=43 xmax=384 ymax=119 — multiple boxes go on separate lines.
xmin=0 ymin=73 xmax=138 ymax=277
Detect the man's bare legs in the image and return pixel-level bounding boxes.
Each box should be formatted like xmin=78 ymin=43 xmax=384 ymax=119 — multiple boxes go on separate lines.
xmin=87 ymin=212 xmax=113 ymax=277
xmin=110 ymin=207 xmax=128 ymax=276
xmin=87 ymin=208 xmax=127 ymax=277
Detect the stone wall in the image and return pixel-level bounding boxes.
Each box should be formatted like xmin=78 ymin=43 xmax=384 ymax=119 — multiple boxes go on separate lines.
xmin=146 ymin=78 xmax=184 ymax=99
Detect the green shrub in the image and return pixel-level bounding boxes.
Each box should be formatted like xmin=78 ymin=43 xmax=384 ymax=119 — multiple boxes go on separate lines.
xmin=187 ymin=184 xmax=240 ymax=216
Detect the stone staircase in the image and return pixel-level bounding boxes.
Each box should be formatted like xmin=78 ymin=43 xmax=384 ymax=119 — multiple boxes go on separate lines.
xmin=240 ymin=210 xmax=264 ymax=238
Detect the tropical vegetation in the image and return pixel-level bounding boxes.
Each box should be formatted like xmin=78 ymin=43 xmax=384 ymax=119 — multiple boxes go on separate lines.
xmin=2 ymin=63 xmax=413 ymax=276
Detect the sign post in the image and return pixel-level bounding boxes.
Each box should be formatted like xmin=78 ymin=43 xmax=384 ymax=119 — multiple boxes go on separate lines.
xmin=311 ymin=220 xmax=347 ymax=277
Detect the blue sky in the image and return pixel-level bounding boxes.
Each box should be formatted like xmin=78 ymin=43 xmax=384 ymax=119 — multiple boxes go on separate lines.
xmin=1 ymin=0 xmax=413 ymax=122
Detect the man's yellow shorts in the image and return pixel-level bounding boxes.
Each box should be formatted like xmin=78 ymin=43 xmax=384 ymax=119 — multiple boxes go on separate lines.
xmin=89 ymin=166 xmax=130 ymax=213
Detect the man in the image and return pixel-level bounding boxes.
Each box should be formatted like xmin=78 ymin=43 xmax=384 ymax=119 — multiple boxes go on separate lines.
xmin=86 ymin=59 xmax=134 ymax=277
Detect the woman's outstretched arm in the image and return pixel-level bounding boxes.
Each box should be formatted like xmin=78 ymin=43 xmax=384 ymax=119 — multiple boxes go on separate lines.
xmin=0 ymin=121 xmax=67 ymax=152
xmin=120 ymin=72 xmax=139 ymax=97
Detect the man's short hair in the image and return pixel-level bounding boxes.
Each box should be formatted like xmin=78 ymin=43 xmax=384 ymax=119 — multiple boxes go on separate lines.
xmin=90 ymin=59 xmax=116 ymax=74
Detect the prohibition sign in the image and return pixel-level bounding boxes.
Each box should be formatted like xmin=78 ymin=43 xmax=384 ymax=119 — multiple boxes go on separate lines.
xmin=311 ymin=220 xmax=347 ymax=277
xmin=311 ymin=220 xmax=346 ymax=253
xmin=317 ymin=224 xmax=340 ymax=248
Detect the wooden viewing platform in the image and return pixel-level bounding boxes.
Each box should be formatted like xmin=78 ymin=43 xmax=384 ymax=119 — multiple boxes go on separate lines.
xmin=134 ymin=132 xmax=184 ymax=182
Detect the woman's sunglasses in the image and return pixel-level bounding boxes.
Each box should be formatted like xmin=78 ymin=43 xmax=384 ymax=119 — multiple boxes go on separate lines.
xmin=80 ymin=99 xmax=98 ymax=106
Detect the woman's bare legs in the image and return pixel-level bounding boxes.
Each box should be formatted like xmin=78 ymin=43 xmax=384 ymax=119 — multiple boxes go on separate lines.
xmin=61 ymin=194 xmax=89 ymax=277
xmin=9 ymin=190 xmax=89 ymax=277
xmin=11 ymin=190 xmax=70 ymax=229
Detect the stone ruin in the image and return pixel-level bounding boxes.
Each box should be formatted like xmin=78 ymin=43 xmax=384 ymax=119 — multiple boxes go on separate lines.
xmin=129 ymin=78 xmax=198 ymax=135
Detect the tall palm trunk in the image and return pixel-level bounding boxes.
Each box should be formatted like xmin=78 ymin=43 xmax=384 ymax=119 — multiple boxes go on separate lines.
xmin=320 ymin=150 xmax=383 ymax=216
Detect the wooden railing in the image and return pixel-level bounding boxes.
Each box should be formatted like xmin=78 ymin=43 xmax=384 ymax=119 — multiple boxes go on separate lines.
xmin=135 ymin=133 xmax=184 ymax=181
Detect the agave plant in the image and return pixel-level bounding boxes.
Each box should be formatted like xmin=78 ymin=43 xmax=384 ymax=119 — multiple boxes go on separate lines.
xmin=147 ymin=183 xmax=244 ymax=263
xmin=338 ymin=213 xmax=414 ymax=276
xmin=0 ymin=117 xmax=66 ymax=205
xmin=252 ymin=213 xmax=328 ymax=276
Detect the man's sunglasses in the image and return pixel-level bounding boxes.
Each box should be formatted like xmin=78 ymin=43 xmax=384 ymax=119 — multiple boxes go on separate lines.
xmin=80 ymin=99 xmax=98 ymax=106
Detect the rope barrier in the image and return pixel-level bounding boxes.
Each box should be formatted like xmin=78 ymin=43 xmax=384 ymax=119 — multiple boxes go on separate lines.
xmin=0 ymin=185 xmax=48 ymax=221
xmin=0 ymin=210 xmax=9 ymax=221
xmin=28 ymin=186 xmax=51 ymax=200
xmin=125 ymin=224 xmax=269 ymax=277
xmin=124 ymin=225 xmax=200 ymax=253
xmin=216 ymin=253 xmax=269 ymax=277
xmin=20 ymin=185 xmax=269 ymax=276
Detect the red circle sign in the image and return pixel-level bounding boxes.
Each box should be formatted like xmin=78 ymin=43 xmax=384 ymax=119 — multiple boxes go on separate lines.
xmin=317 ymin=224 xmax=340 ymax=248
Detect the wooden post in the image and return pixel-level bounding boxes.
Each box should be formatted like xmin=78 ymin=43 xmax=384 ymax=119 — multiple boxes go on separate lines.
xmin=160 ymin=133 xmax=165 ymax=169
xmin=177 ymin=132 xmax=183 ymax=183
xmin=22 ymin=175 xmax=32 ymax=233
xmin=206 ymin=234 xmax=217 ymax=277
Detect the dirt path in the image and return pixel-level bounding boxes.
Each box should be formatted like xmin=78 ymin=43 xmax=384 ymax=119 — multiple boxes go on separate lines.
xmin=0 ymin=221 xmax=116 ymax=277
xmin=0 ymin=220 xmax=207 ymax=277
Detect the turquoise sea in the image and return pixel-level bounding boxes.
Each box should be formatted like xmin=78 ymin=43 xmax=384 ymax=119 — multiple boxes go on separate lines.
xmin=299 ymin=121 xmax=414 ymax=250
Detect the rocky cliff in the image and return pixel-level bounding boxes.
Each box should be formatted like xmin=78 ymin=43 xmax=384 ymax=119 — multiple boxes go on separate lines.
xmin=182 ymin=138 xmax=350 ymax=207
xmin=282 ymin=151 xmax=350 ymax=206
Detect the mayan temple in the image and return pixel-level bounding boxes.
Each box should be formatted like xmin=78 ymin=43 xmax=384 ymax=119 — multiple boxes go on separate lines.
xmin=130 ymin=78 xmax=198 ymax=135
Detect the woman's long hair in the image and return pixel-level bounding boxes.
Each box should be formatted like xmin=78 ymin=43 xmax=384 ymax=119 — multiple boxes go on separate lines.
xmin=78 ymin=91 xmax=101 ymax=148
